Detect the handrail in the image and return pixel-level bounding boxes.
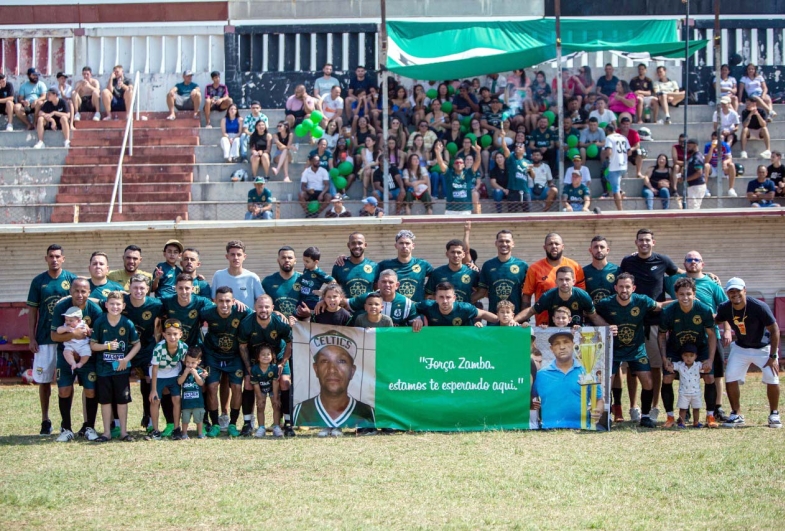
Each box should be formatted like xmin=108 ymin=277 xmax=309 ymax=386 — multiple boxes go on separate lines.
xmin=106 ymin=70 xmax=141 ymax=223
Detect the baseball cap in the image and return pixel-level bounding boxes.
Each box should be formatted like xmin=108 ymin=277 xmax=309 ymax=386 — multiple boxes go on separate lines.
xmin=620 ymin=116 xmax=631 ymax=123
xmin=310 ymin=331 xmax=357 ymax=360
xmin=210 ymin=70 xmax=220 ymax=78
xmin=183 ymin=69 xmax=194 ymax=77
xmin=362 ymin=196 xmax=378 ymax=206
xmin=331 ymin=194 xmax=343 ymax=202
xmin=571 ymin=153 xmax=582 ymax=160
xmin=46 ymin=88 xmax=58 ymax=95
xmin=686 ymin=138 xmax=698 ymax=145
xmin=548 ymin=330 xmax=574 ymax=345
xmin=720 ymin=96 xmax=731 ymax=104
xmin=724 ymin=277 xmax=746 ymax=292
xmin=163 ymin=239 xmax=184 ymax=253
xmin=63 ymin=307 xmax=83 ymax=319
xmin=27 ymin=67 xmax=39 ymax=76
xmin=254 ymin=176 xmax=266 ymax=184
xmin=56 ymin=72 xmax=67 ymax=79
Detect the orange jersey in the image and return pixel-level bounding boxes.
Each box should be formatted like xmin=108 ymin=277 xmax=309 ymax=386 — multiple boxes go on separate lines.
xmin=522 ymin=257 xmax=585 ymax=325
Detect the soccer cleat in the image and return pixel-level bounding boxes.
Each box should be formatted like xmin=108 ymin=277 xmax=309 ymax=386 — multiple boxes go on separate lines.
xmin=727 ymin=188 xmax=738 ymax=197
xmin=218 ymin=414 xmax=230 ymax=431
xmin=330 ymin=428 xmax=343 ymax=437
xmin=33 ymin=141 xmax=45 ymax=149
xmin=272 ymin=425 xmax=284 ymax=438
xmin=229 ymin=424 xmax=242 ymax=437
xmin=692 ymin=422 xmax=704 ymax=429
xmin=84 ymin=427 xmax=100 ymax=441
xmin=648 ymin=407 xmax=660 ymax=422
xmin=254 ymin=426 xmax=266 ymax=438
xmin=723 ymin=413 xmax=745 ymax=427
xmin=677 ymin=419 xmax=687 ymax=428
xmin=40 ymin=419 xmax=53 ymax=436
xmin=639 ymin=417 xmax=656 ymax=428
xmin=170 ymin=428 xmax=185 ymax=440
xmin=629 ymin=407 xmax=641 ymax=422
xmin=284 ymin=425 xmax=296 ymax=437
xmin=706 ymin=415 xmax=719 ymax=428
xmin=56 ymin=429 xmax=75 ymax=442
xmin=161 ymin=423 xmax=175 ymax=438
xmin=239 ymin=423 xmax=252 ymax=437
xmin=663 ymin=415 xmax=676 ymax=428
xmin=612 ymin=404 xmax=624 ymax=422
xmin=715 ymin=407 xmax=729 ymax=422
xmin=207 ymin=424 xmax=221 ymax=438
xmin=111 ymin=425 xmax=121 ymax=439
xmin=768 ymin=412 xmax=782 ymax=429
xmin=77 ymin=425 xmax=88 ymax=438
xmin=147 ymin=430 xmax=162 ymax=440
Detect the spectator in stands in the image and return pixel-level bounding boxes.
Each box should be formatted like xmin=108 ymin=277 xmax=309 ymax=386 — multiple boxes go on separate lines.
xmin=579 ymin=117 xmax=606 ymax=163
xmin=642 ymin=154 xmax=673 ymax=210
xmin=203 ymin=71 xmax=232 ymax=128
xmin=285 ymin=85 xmax=316 ymax=130
xmin=717 ymin=64 xmax=739 ymax=111
xmin=313 ymin=63 xmax=340 ymax=99
xmin=603 ymin=123 xmax=629 ymax=211
xmin=768 ymin=151 xmax=784 ymax=197
xmin=360 ymin=196 xmax=384 ymax=218
xmin=739 ymin=63 xmax=776 ymax=119
xmin=34 ymin=88 xmax=70 ymax=149
xmin=100 ymin=64 xmax=133 ymax=121
xmin=299 ymin=154 xmax=332 ymax=217
xmin=359 ymin=136 xmax=379 ymax=197
xmin=529 ymin=115 xmax=557 ymax=171
xmin=671 ymin=133 xmax=686 ymax=187
xmin=452 ymin=82 xmax=480 ymax=121
xmin=372 ymin=154 xmax=405 ymax=212
xmin=589 ymin=97 xmax=616 ymax=127
xmin=684 ymin=139 xmax=707 ymax=209
xmin=524 ymin=71 xmax=551 ymax=132
xmin=72 ymin=66 xmax=101 ymax=123
xmin=246 ymin=177 xmax=273 ymax=220
xmin=746 ymin=165 xmax=778 ymax=207
xmin=561 ymin=117 xmax=581 ymax=162
xmin=52 ymin=73 xmax=74 ymax=126
xmin=630 ymin=63 xmax=658 ymax=123
xmin=595 ymin=63 xmax=619 ymax=98
xmin=529 ymin=150 xmax=559 ymax=211
xmin=402 ymin=153 xmax=434 ymax=215
xmin=240 ymin=101 xmax=268 ymax=162
xmin=249 ymin=120 xmax=272 ymax=179
xmin=485 ymin=73 xmax=507 ymax=97
xmin=324 ymin=194 xmax=352 ymax=218
xmin=410 ymin=84 xmax=429 ymax=126
xmin=609 ymin=80 xmax=637 ymax=124
xmin=552 ymin=68 xmax=577 ymax=109
xmin=703 ymin=132 xmax=738 ymax=196
xmin=166 ymin=70 xmax=200 ymax=121
xmin=407 ymin=120 xmax=437 ymax=154
xmin=561 ymin=171 xmax=591 ymax=212
xmin=323 ymin=119 xmax=340 ymax=150
xmin=220 ymin=104 xmax=241 ymax=163
xmin=653 ymin=66 xmax=684 ymax=125
xmin=320 ymin=85 xmax=344 ymax=130
xmin=563 ymin=153 xmax=591 ymax=187
xmin=14 ymin=67 xmax=47 ymax=130
xmin=618 ymin=117 xmax=644 ymax=178
xmin=271 ymin=121 xmax=293 ymax=182
xmin=0 ymin=74 xmax=14 ymax=131
xmin=740 ymin=100 xmax=772 ymax=160
xmin=565 ymin=96 xmax=588 ymax=130
xmin=713 ymin=97 xmax=740 ymax=147
xmin=575 ymin=66 xmax=595 ymax=105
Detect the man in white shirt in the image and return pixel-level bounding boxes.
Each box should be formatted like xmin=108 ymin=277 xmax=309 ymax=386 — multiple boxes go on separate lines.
xmin=588 ymin=97 xmax=616 ymax=127
xmin=603 ymin=123 xmax=630 ymax=211
xmin=653 ymin=66 xmax=685 ymax=125
xmin=529 ymin=150 xmax=559 ymax=211
xmin=52 ymin=72 xmax=75 ymax=125
xmin=313 ymin=63 xmax=341 ymax=98
xmin=211 ymin=240 xmax=264 ymax=308
xmin=320 ymin=85 xmax=344 ymax=129
xmin=713 ymin=97 xmax=740 ymax=147
xmin=563 ymin=153 xmax=592 ymax=187
xmin=299 ymin=154 xmax=332 ymax=217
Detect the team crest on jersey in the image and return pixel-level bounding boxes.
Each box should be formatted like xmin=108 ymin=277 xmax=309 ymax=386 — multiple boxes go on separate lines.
xmin=606 ymin=273 xmax=615 ymax=283
xmin=218 ymin=336 xmax=233 ymax=351
xmin=193 ymin=285 xmax=200 ymax=294
xmin=270 ymin=331 xmax=278 ymax=340
xmin=393 ymin=308 xmax=402 ymax=318
xmin=618 ymin=326 xmax=634 ymax=344
xmin=189 ymin=310 xmax=198 ymax=319
xmin=639 ymin=357 xmax=649 ymax=365
xmin=119 ymin=327 xmax=126 ymax=336
xmin=363 ymin=264 xmax=373 ymax=274
xmin=142 ymin=311 xmax=152 ymax=321
xmin=61 ymin=280 xmax=70 ymax=290
xmin=693 ymin=315 xmax=702 ymax=325
xmin=293 ymin=283 xmax=301 ymax=292
xmin=452 ymin=317 xmax=462 ymax=326
xmin=631 ymin=307 xmax=640 ymax=317
xmin=510 ymin=265 xmax=520 ymax=274
xmin=571 ymin=302 xmax=579 ymax=311
xmin=102 ymin=289 xmax=110 ymax=297
xmin=232 ymin=318 xmax=240 ymax=328
xmin=399 ymin=282 xmax=416 ymax=298
xmin=84 ymin=317 xmax=92 ymax=326
xmin=412 ymin=264 xmax=421 ymax=274
xmin=461 ymin=274 xmax=471 ymax=284
xmin=88 ymin=372 xmax=97 ymax=382
xmin=268 ymin=371 xmax=275 ymax=378
xmin=235 ymin=370 xmax=243 ymax=378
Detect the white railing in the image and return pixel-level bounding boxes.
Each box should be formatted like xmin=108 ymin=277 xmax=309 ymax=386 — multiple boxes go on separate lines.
xmin=106 ymin=71 xmax=141 ymax=223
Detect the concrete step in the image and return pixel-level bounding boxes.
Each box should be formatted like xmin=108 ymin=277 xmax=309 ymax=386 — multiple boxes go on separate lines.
xmin=641 ymin=121 xmax=785 ymax=140
xmin=60 ymin=164 xmax=194 ymax=177
xmin=64 ymin=154 xmax=195 ymax=165
xmin=0 ymin=165 xmax=61 ymax=184
xmin=65 ymin=145 xmax=197 ymax=158
xmin=50 ymin=202 xmax=188 ymax=223
xmin=59 ymin=172 xmax=193 ymax=185
xmin=55 ymin=191 xmax=191 ymax=204
xmin=639 ymin=140 xmax=772 ymax=159
xmin=70 ymin=117 xmax=201 ymax=130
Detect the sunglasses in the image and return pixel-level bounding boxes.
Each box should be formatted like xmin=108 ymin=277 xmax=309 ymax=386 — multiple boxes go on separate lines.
xmin=164 ymin=321 xmax=182 ymax=329
xmin=684 ymin=258 xmax=702 ymax=263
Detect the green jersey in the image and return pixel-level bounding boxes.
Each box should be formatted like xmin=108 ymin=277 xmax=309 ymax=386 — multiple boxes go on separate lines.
xmin=332 ymin=258 xmax=378 ymax=298
xmin=201 ymin=305 xmax=254 ymax=361
xmin=506 ymin=154 xmax=532 ymax=192
xmin=532 ymin=287 xmax=595 ymax=326
xmin=582 ymin=263 xmax=620 ymax=303
xmin=595 ymin=294 xmax=658 ymax=361
xmin=261 ymin=271 xmax=302 ymax=317
xmin=181 ymin=368 xmax=206 ymax=410
xmin=90 ymin=314 xmax=140 ymax=377
xmin=88 ymin=279 xmax=124 ymax=302
xmin=154 ymin=262 xmax=182 ymax=298
xmin=478 ymin=256 xmax=529 ymax=313
xmin=348 ymin=292 xmax=418 ymax=326
xmin=250 ymin=363 xmax=280 ymax=394
xmin=416 ymin=300 xmax=478 ymax=326
xmin=192 ymin=277 xmax=212 ymax=297
xmin=376 ymin=257 xmax=433 ymax=302
xmin=444 ymin=168 xmax=474 ymax=211
xmin=659 ymin=299 xmax=715 ymax=358
xmin=237 ymin=312 xmax=292 ymax=360
xmin=160 ymin=295 xmax=215 ymax=347
xmin=562 ymin=183 xmax=590 ymax=210
xmin=247 ymin=187 xmax=272 ymax=205
xmin=425 ymin=264 xmax=478 ymax=303
xmin=151 ymin=340 xmax=188 ymax=373
xmin=51 ymin=297 xmax=104 ymax=355
xmin=293 ymin=395 xmax=375 ymax=429
xmin=665 ymin=273 xmax=727 ymax=339
xmin=300 ymin=267 xmax=334 ymax=306
xmin=121 ymin=295 xmax=163 ymax=352
xmin=27 ymin=269 xmax=78 ymax=345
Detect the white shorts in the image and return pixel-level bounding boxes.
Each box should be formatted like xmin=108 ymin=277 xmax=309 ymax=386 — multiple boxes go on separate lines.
xmin=444 ymin=209 xmax=472 ymax=216
xmin=725 ymin=343 xmax=779 ymax=385
xmin=33 ymin=344 xmax=57 ymax=384
xmin=64 ymin=340 xmax=92 ymax=359
xmin=642 ymin=96 xmax=656 ymax=107
xmin=677 ymin=393 xmax=702 ymax=410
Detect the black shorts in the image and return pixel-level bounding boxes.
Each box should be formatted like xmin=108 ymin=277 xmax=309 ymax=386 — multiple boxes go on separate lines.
xmin=713 ymin=343 xmax=725 ymax=378
xmin=303 ymin=190 xmax=321 ymax=201
xmin=209 ymin=101 xmax=227 ymax=111
xmin=78 ymin=98 xmax=96 ymax=112
xmin=97 ymin=373 xmax=132 ymax=405
xmin=44 ymin=119 xmax=64 ymax=131
xmin=111 ymin=96 xmax=127 ymax=112
xmin=285 ymin=109 xmax=306 ymax=120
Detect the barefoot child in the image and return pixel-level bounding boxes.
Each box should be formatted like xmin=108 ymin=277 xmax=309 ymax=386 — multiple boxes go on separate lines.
xmin=251 ymin=344 xmax=281 ymax=438
xmin=152 ymin=239 xmax=183 ymax=298
xmin=149 ymin=319 xmax=188 ymax=440
xmin=58 ymin=306 xmax=92 ymax=371
xmin=672 ymin=344 xmax=704 ymax=428
xmin=177 ymin=346 xmax=207 ymax=439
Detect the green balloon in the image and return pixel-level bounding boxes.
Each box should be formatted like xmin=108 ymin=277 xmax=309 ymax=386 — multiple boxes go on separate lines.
xmin=307 ymin=200 xmax=320 ymax=213
xmin=338 ymin=161 xmax=354 ymax=176
xmin=446 ymin=142 xmax=458 ymax=155
xmin=447 ymin=85 xmax=456 ymax=96
xmin=440 ymin=101 xmax=453 ymax=114
xmin=333 ymin=176 xmax=347 ymax=190
xmin=567 ymin=135 xmax=579 ymax=148
xmin=310 ymin=110 xmax=323 ymax=123
xmin=461 ymin=115 xmax=472 ymax=126
xmin=426 ymin=88 xmax=437 ymax=99
xmin=429 ymin=164 xmax=442 ymax=174
xmin=603 ymin=168 xmax=609 ymax=177
xmin=567 ymin=148 xmax=580 ymax=160
xmin=541 ymin=100 xmax=550 ymax=111
xmin=599 ymin=122 xmax=608 ymax=130
xmin=460 ymin=125 xmax=469 ymax=134
xmin=466 ymin=133 xmax=477 ymax=145
xmin=586 ymin=144 xmax=599 ymax=158
xmin=301 ymin=118 xmax=314 ymax=131
xmin=480 ymin=134 xmax=493 ymax=148
xmin=542 ymin=110 xmax=556 ymax=126
xmin=329 ymin=167 xmax=340 ymax=179
xmin=294 ymin=124 xmax=307 ymax=137
xmin=311 ymin=126 xmax=324 ymax=139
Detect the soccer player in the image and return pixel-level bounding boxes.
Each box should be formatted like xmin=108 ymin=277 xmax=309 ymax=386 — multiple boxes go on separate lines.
xmin=473 ymin=230 xmax=529 ymax=315
xmin=413 ymin=282 xmax=498 ymax=329
xmin=516 ymin=267 xmax=604 ymax=327
xmin=262 ymin=246 xmax=302 ymax=318
xmin=715 ymin=277 xmax=781 ymax=428
xmin=425 ymin=240 xmax=479 ymax=303
xmin=180 ymin=247 xmax=211 ymax=297
xmin=376 ymin=230 xmax=434 ymax=302
xmin=582 ymin=236 xmax=620 ymax=304
xmin=331 ymin=233 xmax=378 ymax=298
xmin=658 ymin=277 xmax=718 ymax=428
xmin=238 ymin=295 xmax=295 ymax=437
xmin=211 ymin=240 xmax=264 ymax=308
xmin=90 ymin=291 xmax=140 ymax=442
xmin=27 ymin=244 xmax=78 ymax=435
xmin=160 ymin=274 xmax=215 ymax=348
xmin=86 ymin=251 xmax=123 ymax=302
xmin=148 ymin=318 xmax=188 ymax=440
xmin=523 ymin=233 xmax=585 ymax=325
xmin=152 ymin=239 xmax=184 ymax=298
xmin=107 ymin=245 xmax=153 ymax=290
xmin=595 ymin=273 xmax=669 ymax=427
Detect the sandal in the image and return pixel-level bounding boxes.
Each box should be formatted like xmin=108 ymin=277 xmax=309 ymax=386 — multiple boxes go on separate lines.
xmin=121 ymin=434 xmax=134 ymax=442
xmin=93 ymin=436 xmax=109 ymax=443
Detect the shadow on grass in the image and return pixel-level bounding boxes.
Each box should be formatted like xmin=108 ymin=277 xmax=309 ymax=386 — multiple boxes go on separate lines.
xmin=0 ymin=434 xmax=56 ymax=446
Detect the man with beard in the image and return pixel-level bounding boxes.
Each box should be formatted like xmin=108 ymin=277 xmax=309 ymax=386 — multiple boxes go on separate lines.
xmin=108 ymin=245 xmax=153 ymax=290
xmin=87 ymin=252 xmax=124 ymax=302
xmin=523 ymin=233 xmax=585 ymax=325
xmin=425 ymin=240 xmax=478 ymax=303
xmin=376 ymin=230 xmax=433 ymax=302
xmin=473 ymin=230 xmax=529 ymax=315
xmin=583 ymin=236 xmax=620 ymax=304
xmin=262 ymin=246 xmax=302 ymax=318
xmin=180 ymin=248 xmax=211 ymax=297
xmin=331 ymin=233 xmax=378 ymax=298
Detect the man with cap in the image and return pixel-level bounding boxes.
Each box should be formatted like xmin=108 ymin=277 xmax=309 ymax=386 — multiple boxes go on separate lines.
xmin=715 ymin=277 xmax=781 ymax=428
xmin=14 ymin=67 xmax=47 ymax=130
xmin=0 ymin=74 xmax=15 ymax=131
xmin=152 ymin=239 xmax=185 ymax=298
xmin=358 ymin=196 xmax=382 ymax=217
xmin=293 ymin=329 xmax=375 ymax=436
xmin=563 ymin=152 xmax=592 ymax=187
xmin=684 ymin=138 xmax=707 ymax=209
xmin=52 ymin=72 xmax=74 ymax=126
xmin=34 ymin=88 xmax=71 ymax=149
xmin=561 ymin=170 xmax=591 ymax=212
xmin=532 ymin=330 xmax=605 ymax=429
xmin=325 ymin=194 xmax=352 ymax=218
xmin=203 ymin=71 xmax=232 ymax=128
xmin=713 ymin=96 xmax=740 ymax=148
xmin=100 ymin=64 xmax=133 ymax=120
xmin=246 ymin=177 xmax=273 ymax=220
xmin=72 ymin=66 xmax=102 ymax=122
xmin=167 ymin=70 xmax=201 ymax=121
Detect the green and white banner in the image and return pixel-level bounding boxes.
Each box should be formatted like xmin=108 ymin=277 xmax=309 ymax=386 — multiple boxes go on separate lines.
xmin=292 ymin=323 xmax=611 ymax=431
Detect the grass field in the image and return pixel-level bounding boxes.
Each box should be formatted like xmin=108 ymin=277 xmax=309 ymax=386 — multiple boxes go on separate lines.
xmin=2 ymin=377 xmax=785 ymax=530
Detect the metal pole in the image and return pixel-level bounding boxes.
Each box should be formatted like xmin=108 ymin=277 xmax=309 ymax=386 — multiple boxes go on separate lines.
xmin=682 ymin=0 xmax=690 ymax=206
xmin=380 ymin=0 xmax=390 ymax=214
xmin=714 ymin=0 xmax=725 ymax=200
xmin=555 ymin=0 xmax=565 ymax=192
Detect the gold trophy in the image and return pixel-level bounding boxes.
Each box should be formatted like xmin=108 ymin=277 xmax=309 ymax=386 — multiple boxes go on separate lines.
xmin=576 ymin=329 xmax=603 ymax=429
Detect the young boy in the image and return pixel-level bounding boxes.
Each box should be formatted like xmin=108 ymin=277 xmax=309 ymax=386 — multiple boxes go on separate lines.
xmin=58 ymin=306 xmax=92 ymax=371
xmin=90 ymin=291 xmax=140 ymax=442
xmin=251 ymin=344 xmax=282 ymax=438
xmin=299 ymin=246 xmax=335 ymax=311
xmin=177 ymin=346 xmax=207 ymax=439
xmin=149 ymin=318 xmax=188 ymax=440
xmin=152 ymin=239 xmax=183 ymax=298
xmin=352 ymin=292 xmax=394 ymax=328
xmin=496 ymin=300 xmax=518 ymax=327
xmin=672 ymin=344 xmax=704 ymax=428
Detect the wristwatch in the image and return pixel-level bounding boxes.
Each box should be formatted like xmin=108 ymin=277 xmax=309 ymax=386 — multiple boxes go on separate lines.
xmin=769 ymin=353 xmax=777 ymax=360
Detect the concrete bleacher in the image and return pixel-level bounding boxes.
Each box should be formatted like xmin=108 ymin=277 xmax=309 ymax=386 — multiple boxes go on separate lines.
xmin=1 ymin=105 xmax=783 ymax=223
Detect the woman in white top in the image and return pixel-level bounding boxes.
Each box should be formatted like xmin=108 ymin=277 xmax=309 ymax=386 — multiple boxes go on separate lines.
xmin=717 ymin=64 xmax=739 ymax=111
xmin=738 ymin=63 xmax=775 ymax=118
xmin=360 ymin=135 xmax=379 ymax=198
xmin=409 ymin=84 xmax=430 ymax=126
xmin=402 ymin=153 xmax=433 ymax=215
xmin=322 ymin=119 xmax=340 ymax=150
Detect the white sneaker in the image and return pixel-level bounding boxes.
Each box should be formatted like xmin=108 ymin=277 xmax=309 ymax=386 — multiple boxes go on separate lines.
xmin=254 ymin=426 xmax=266 ymax=438
xmin=103 ymin=115 xmax=113 ymax=121
xmin=761 ymin=150 xmax=771 ymax=159
xmin=64 ymin=140 xmax=70 ymax=148
xmin=5 ymin=124 xmax=12 ymax=132
xmin=218 ymin=414 xmax=230 ymax=431
xmin=740 ymin=151 xmax=748 ymax=159
xmin=317 ymin=428 xmax=331 ymax=437
xmin=728 ymin=188 xmax=738 ymax=197
xmin=56 ymin=429 xmax=75 ymax=442
xmin=84 ymin=427 xmax=99 ymax=441
xmin=629 ymin=407 xmax=641 ymax=422
xmin=74 ymin=112 xmax=81 ymax=122
xmin=771 ymin=110 xmax=778 ymax=117
xmin=330 ymin=428 xmax=343 ymax=437
xmin=649 ymin=407 xmax=660 ymax=422
xmin=272 ymin=425 xmax=284 ymax=438
xmin=33 ymin=141 xmax=45 ymax=149
xmin=656 ymin=119 xmax=664 ymax=125
xmin=769 ymin=412 xmax=782 ymax=429
xmin=92 ymin=113 xmax=101 ymax=122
